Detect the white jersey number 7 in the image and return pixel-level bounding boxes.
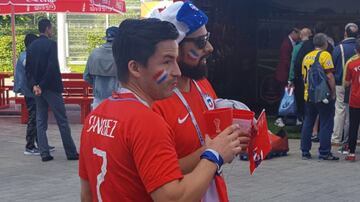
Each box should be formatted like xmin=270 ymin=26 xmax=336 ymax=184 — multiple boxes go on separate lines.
xmin=93 ymin=147 xmax=107 ymax=202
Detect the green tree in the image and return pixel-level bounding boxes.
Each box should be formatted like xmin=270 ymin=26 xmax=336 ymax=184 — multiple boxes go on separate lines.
xmin=86 ymin=33 xmax=103 ymax=54
xmin=0 ymin=35 xmax=25 ymax=72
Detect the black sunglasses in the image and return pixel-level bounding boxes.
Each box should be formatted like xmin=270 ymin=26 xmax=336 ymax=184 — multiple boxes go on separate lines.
xmin=182 ymin=32 xmax=210 ymax=49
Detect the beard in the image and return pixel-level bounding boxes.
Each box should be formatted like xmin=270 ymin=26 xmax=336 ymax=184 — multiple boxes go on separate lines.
xmin=178 ymin=56 xmax=209 ymax=80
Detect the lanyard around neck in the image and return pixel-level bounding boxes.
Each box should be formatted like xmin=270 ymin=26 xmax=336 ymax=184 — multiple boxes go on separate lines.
xmin=113 ymin=87 xmax=150 ymax=108
xmin=174 ymin=87 xmax=205 ymax=145
xmin=173 ymin=80 xmax=212 ymax=145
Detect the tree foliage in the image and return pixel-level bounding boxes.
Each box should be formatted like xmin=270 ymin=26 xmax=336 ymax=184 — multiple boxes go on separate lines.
xmin=0 ymin=35 xmax=25 ymax=72
xmin=86 ymin=33 xmax=104 ymax=54
xmin=0 ymin=4 xmax=140 ymax=72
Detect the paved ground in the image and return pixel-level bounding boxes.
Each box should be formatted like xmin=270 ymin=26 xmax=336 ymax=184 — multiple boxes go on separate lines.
xmin=1 ymin=107 xmax=360 ymax=202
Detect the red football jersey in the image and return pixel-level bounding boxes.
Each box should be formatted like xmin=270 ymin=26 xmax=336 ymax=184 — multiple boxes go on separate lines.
xmin=79 ymin=93 xmax=183 ymax=202
xmin=345 ymin=56 xmax=360 ymax=108
xmin=152 ymin=79 xmax=229 ymax=202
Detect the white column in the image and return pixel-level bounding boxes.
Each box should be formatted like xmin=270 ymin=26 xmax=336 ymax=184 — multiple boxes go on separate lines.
xmin=57 ymin=13 xmax=68 ymax=72
xmin=11 ymin=5 xmax=17 ymax=70
xmin=105 ymin=14 xmax=109 ymax=28
xmin=65 ymin=22 xmax=69 ymax=58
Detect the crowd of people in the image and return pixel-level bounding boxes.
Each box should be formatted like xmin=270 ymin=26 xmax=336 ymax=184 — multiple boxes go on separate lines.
xmin=275 ymin=22 xmax=360 ymax=161
xmin=11 ymin=0 xmax=360 ymax=201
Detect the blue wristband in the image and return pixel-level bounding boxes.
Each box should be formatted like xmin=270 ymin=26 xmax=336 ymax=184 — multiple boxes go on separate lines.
xmin=200 ymin=149 xmax=224 ymax=175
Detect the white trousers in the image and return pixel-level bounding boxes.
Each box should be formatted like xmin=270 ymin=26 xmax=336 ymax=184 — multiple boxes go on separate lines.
xmin=331 ymin=86 xmax=346 ymax=143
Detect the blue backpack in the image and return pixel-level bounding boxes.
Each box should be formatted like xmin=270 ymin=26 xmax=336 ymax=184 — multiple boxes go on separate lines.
xmin=307 ymin=51 xmax=331 ymax=103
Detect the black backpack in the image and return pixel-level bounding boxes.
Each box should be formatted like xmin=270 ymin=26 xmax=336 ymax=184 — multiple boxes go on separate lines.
xmin=307 ymin=51 xmax=331 ymax=103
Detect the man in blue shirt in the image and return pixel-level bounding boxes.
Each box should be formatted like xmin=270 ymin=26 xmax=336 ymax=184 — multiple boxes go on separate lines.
xmin=331 ymin=23 xmax=358 ymax=146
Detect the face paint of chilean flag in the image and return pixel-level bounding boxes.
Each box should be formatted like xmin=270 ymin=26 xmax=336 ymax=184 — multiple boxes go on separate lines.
xmin=153 ymin=69 xmax=168 ymax=84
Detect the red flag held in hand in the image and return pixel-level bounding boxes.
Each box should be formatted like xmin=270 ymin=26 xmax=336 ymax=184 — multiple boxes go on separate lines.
xmin=249 ymin=110 xmax=271 ymax=175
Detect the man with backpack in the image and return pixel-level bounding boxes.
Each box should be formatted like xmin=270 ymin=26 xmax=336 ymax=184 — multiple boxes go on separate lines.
xmin=293 ymin=23 xmax=334 ymax=142
xmin=300 ymin=33 xmax=338 ymax=160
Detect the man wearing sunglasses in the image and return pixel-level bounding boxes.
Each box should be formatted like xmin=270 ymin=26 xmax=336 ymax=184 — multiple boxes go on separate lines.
xmin=152 ymin=2 xmax=251 ymax=201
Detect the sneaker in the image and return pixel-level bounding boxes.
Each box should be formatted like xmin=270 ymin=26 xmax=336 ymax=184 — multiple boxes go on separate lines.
xmin=274 ymin=118 xmax=285 ymax=127
xmin=318 ymin=153 xmax=339 ymax=161
xmin=49 ymin=146 xmax=55 ymax=152
xmin=331 ymin=140 xmax=342 ymax=146
xmin=311 ymin=134 xmax=319 ymax=143
xmin=345 ymin=154 xmax=356 ymax=162
xmin=302 ymin=152 xmax=312 ymax=160
xmin=24 ymin=147 xmax=40 ymax=156
xmin=41 ymin=155 xmax=54 ymax=162
xmin=337 ymin=144 xmax=349 ymax=155
xmin=296 ymin=118 xmax=303 ymax=126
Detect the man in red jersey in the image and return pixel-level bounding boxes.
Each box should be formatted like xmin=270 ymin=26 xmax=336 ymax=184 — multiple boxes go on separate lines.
xmin=152 ymin=2 xmax=252 ymax=201
xmin=344 ymin=38 xmax=360 ymax=161
xmin=79 ymin=18 xmax=249 ymax=202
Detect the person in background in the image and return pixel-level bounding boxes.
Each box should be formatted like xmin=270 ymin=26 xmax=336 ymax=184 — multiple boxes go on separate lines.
xmin=14 ymin=34 xmax=56 ymax=156
xmin=294 ymin=22 xmax=335 ymax=142
xmin=331 ymin=23 xmax=358 ymax=146
xmin=288 ymin=27 xmax=313 ymax=125
xmin=84 ymin=26 xmax=120 ymax=109
xmin=343 ymin=38 xmax=360 ymax=161
xmin=274 ymin=28 xmax=300 ymax=127
xmin=14 ymin=34 xmax=39 ymax=155
xmin=26 ymin=19 xmax=78 ymax=162
xmin=300 ymin=33 xmax=338 ymax=161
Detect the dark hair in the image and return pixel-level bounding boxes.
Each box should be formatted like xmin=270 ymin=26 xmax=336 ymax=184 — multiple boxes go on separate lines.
xmin=289 ymin=28 xmax=300 ymax=35
xmin=24 ymin=34 xmax=38 ymax=49
xmin=346 ymin=25 xmax=358 ymax=38
xmin=38 ymin=18 xmax=51 ymax=33
xmin=355 ymin=38 xmax=360 ymax=53
xmin=112 ymin=18 xmax=179 ymax=83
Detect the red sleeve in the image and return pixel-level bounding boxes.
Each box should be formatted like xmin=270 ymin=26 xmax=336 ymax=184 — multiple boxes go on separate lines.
xmin=345 ymin=65 xmax=352 ymax=82
xmin=279 ymin=39 xmax=292 ymax=67
xmin=130 ymin=112 xmax=183 ymax=193
xmin=275 ymin=39 xmax=292 ymax=82
xmin=79 ymin=126 xmax=88 ymax=180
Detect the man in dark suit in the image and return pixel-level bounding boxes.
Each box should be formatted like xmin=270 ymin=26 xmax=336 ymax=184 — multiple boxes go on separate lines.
xmin=274 ymin=28 xmax=300 ymax=127
xmin=26 ymin=19 xmax=78 ymax=162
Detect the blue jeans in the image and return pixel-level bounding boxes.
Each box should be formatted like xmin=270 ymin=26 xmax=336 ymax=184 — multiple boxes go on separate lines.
xmin=35 ymin=90 xmax=78 ymax=158
xmin=301 ymin=100 xmax=335 ymax=155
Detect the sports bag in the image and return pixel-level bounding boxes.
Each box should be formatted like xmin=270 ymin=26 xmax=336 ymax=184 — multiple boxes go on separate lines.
xmin=307 ymin=51 xmax=331 ymax=103
xmin=278 ymin=87 xmax=297 ymax=116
